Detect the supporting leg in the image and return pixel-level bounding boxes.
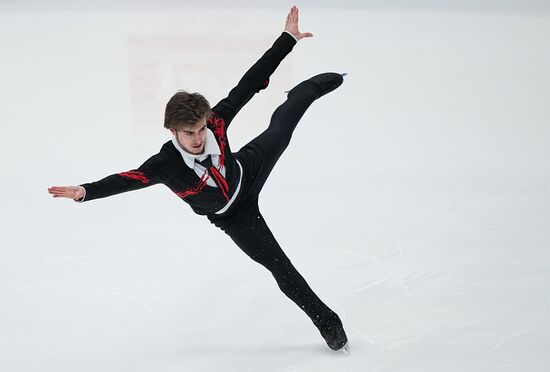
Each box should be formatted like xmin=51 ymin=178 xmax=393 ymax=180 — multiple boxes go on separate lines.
xmin=226 ymin=200 xmax=334 ymax=322
xmin=223 ymin=199 xmax=348 ymax=350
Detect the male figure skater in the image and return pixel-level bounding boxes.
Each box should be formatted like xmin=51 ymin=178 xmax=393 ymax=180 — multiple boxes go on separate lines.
xmin=48 ymin=6 xmax=348 ymax=352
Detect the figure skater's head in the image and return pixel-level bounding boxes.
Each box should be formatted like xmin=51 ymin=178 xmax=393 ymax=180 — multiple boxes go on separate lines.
xmin=165 ymin=90 xmax=211 ymax=155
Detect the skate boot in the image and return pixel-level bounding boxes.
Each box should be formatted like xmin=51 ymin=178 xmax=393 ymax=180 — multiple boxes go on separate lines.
xmin=286 ymin=72 xmax=346 ymax=99
xmin=314 ymin=312 xmax=349 ymax=352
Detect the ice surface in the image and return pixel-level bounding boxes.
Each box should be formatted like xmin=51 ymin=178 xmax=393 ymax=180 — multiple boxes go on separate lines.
xmin=1 ymin=2 xmax=549 ymax=371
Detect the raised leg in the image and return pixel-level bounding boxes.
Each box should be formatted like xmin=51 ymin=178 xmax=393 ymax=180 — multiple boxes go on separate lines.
xmin=236 ymin=72 xmax=345 ymax=199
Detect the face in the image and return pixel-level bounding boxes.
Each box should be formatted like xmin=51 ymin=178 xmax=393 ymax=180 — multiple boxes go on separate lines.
xmin=170 ymin=117 xmax=207 ymax=155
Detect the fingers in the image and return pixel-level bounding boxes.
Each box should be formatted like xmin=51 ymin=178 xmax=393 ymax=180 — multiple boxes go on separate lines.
xmin=48 ymin=189 xmax=66 ymax=197
xmin=285 ymin=7 xmax=293 ymax=27
xmin=48 ymin=186 xmax=74 ymax=199
xmin=48 ymin=186 xmax=61 ymax=194
xmin=48 ymin=186 xmax=68 ymax=193
xmin=287 ymin=5 xmax=297 ymax=23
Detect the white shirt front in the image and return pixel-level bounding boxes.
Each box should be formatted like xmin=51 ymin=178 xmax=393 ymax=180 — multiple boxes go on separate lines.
xmin=171 ymin=128 xmax=225 ymax=187
xmin=171 ymin=128 xmax=243 ymax=214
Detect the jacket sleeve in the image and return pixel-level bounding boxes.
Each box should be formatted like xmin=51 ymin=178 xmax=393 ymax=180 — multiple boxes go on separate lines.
xmin=74 ymin=154 xmax=163 ymax=203
xmin=211 ymin=31 xmax=297 ymax=127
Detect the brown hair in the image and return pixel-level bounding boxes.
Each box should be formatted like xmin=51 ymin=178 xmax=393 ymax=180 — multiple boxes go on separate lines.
xmin=164 ymin=90 xmax=212 ymax=130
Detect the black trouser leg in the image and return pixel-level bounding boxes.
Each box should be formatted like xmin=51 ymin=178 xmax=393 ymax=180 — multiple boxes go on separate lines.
xmin=234 ymin=81 xmax=320 ymax=200
xmin=223 ymin=198 xmax=334 ymax=324
xmin=207 ymin=80 xmax=337 ymax=330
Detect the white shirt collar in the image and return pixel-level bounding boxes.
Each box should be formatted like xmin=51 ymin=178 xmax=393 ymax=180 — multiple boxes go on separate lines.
xmin=171 ymin=128 xmax=220 ymax=169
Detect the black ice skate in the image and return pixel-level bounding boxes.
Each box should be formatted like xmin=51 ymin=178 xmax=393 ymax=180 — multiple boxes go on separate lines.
xmin=314 ymin=313 xmax=349 ymax=352
xmin=286 ymin=72 xmax=346 ymax=99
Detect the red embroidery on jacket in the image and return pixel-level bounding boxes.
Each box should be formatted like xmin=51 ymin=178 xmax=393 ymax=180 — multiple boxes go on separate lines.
xmin=176 ymin=175 xmax=208 ymax=198
xmin=118 ymin=170 xmax=150 ymax=184
xmin=176 ymin=111 xmax=230 ymax=201
xmin=209 ymin=112 xmax=226 ymax=168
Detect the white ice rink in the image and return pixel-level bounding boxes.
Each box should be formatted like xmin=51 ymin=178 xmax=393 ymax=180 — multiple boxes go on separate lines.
xmin=1 ymin=1 xmax=550 ymax=371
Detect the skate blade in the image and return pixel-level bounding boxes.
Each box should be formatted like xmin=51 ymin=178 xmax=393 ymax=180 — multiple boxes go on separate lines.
xmin=341 ymin=343 xmax=350 ymax=354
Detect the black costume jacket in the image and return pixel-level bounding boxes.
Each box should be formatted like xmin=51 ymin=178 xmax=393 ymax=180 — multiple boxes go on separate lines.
xmin=76 ymin=32 xmax=297 ymax=215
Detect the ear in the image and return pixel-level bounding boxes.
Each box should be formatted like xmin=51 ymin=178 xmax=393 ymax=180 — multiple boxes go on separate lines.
xmin=169 ymin=128 xmax=177 ymax=136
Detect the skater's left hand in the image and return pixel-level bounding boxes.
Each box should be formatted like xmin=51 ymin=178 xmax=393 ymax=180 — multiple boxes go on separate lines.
xmin=284 ymin=6 xmax=313 ymax=41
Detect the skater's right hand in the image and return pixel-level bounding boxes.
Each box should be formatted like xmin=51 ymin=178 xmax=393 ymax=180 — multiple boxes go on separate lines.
xmin=48 ymin=185 xmax=85 ymax=201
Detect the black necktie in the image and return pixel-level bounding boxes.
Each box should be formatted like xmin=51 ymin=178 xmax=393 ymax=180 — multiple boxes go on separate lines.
xmin=197 ymin=155 xmax=229 ymax=201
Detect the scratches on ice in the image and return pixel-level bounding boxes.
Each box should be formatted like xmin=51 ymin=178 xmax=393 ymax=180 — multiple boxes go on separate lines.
xmin=383 ymin=336 xmax=423 ymax=350
xmin=474 ymin=329 xmax=529 ymax=367
xmin=485 ymin=329 xmax=529 ymax=355
xmin=108 ymin=291 xmax=153 ymax=312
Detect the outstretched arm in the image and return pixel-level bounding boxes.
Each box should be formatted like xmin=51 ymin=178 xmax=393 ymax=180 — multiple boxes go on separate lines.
xmin=48 ymin=155 xmax=163 ymax=203
xmin=211 ymin=6 xmax=312 ymax=126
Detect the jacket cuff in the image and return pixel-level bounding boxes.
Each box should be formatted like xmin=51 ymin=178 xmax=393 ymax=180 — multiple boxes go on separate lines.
xmin=283 ymin=30 xmax=298 ymax=42
xmin=73 ymin=186 xmax=87 ymax=203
